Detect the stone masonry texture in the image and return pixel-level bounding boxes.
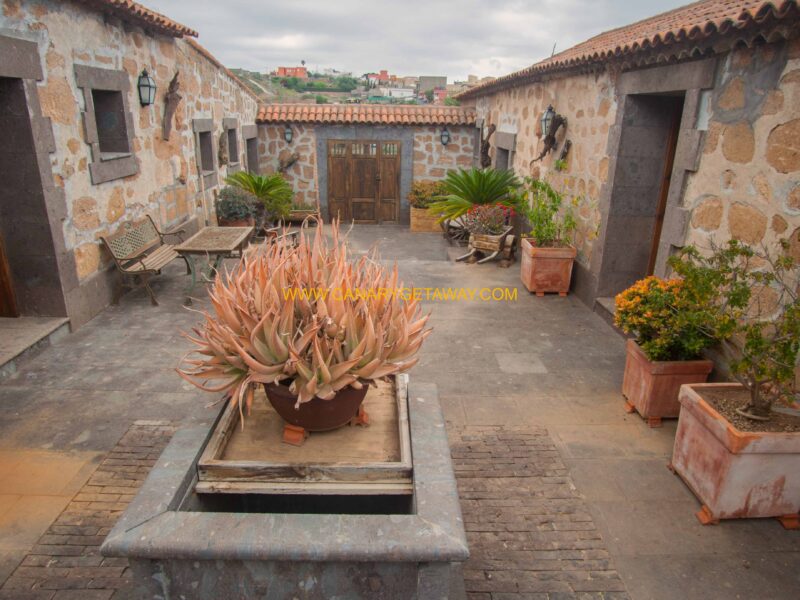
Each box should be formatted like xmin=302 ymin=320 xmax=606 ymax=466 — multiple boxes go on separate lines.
xmin=0 ymin=421 xmax=176 ymax=600
xmin=451 ymin=426 xmax=629 ymax=600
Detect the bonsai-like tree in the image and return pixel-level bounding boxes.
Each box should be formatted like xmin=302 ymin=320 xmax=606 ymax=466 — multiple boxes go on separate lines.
xmin=669 ymin=239 xmax=800 ymax=420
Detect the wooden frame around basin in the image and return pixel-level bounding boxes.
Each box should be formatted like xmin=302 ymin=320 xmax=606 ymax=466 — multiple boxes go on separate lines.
xmin=195 ymin=374 xmax=412 ymax=495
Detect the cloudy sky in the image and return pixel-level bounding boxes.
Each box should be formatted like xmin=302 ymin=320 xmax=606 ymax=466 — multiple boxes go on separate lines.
xmin=144 ymin=0 xmax=688 ymax=81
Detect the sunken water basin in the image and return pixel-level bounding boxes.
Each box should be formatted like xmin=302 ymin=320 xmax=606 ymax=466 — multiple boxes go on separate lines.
xmin=101 ymin=377 xmax=468 ymax=599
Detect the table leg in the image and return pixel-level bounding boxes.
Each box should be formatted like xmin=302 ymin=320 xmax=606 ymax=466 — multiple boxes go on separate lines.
xmin=183 ymin=254 xmax=198 ymax=306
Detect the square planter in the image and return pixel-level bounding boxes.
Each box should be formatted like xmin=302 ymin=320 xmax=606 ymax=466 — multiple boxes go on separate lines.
xmin=520 ymin=237 xmax=576 ymax=296
xmin=101 ymin=378 xmax=469 ymax=598
xmin=410 ymin=207 xmax=442 ymax=232
xmin=622 ymin=339 xmax=713 ymax=427
xmin=671 ymin=383 xmax=800 ymax=525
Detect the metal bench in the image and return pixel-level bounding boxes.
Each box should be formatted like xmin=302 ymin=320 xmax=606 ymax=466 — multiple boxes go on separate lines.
xmin=101 ymin=215 xmax=188 ymax=306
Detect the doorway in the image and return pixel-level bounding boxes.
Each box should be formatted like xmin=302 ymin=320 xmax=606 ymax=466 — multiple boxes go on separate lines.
xmin=597 ymin=93 xmax=684 ymax=297
xmin=0 ymin=76 xmax=62 ymax=317
xmin=327 ymin=140 xmax=400 ymax=223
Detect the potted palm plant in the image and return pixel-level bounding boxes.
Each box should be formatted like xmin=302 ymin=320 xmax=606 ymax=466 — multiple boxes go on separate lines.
xmin=215 ymin=186 xmax=256 ymax=227
xmin=667 ymin=240 xmax=800 ymax=525
xmin=178 ymin=219 xmax=431 ymax=444
xmin=427 ymin=168 xmax=520 ymax=245
xmin=225 ymin=171 xmax=293 ymax=231
xmin=513 ymin=178 xmax=577 ymax=296
xmin=408 ymin=180 xmax=447 ymax=232
xmin=615 ymin=276 xmax=716 ymax=427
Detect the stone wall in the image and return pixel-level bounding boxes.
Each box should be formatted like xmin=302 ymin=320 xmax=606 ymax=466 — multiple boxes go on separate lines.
xmin=472 ymin=71 xmax=617 ymax=268
xmin=684 ymin=41 xmax=800 ymax=261
xmin=256 ymin=123 xmax=477 ymax=221
xmin=1 ymin=0 xmax=258 ymax=325
xmin=468 ymin=38 xmax=800 ymax=291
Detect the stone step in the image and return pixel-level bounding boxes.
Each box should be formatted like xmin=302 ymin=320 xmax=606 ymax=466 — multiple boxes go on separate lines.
xmin=594 ymin=296 xmax=626 ymax=339
xmin=0 ymin=317 xmax=70 ymax=379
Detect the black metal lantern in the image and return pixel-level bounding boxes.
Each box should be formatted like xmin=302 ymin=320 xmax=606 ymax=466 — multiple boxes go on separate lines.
xmin=540 ymin=105 xmax=555 ymax=137
xmin=284 ymin=124 xmax=293 ymax=144
xmin=440 ymin=127 xmax=451 ymax=146
xmin=137 ymin=69 xmax=157 ymax=106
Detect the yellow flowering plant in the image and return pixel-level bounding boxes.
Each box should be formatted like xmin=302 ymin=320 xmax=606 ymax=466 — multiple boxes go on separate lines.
xmin=614 ymin=276 xmax=720 ymax=361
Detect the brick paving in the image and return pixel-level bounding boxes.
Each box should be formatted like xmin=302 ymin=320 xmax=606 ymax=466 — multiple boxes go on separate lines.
xmin=0 ymin=421 xmax=176 ymax=600
xmin=451 ymin=426 xmax=629 ymax=600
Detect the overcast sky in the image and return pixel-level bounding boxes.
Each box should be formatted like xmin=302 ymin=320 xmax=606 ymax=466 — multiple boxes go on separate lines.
xmin=144 ymin=0 xmax=688 ymax=81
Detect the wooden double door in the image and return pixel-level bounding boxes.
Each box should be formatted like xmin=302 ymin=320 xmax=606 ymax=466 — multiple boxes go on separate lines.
xmin=327 ymin=140 xmax=400 ymax=223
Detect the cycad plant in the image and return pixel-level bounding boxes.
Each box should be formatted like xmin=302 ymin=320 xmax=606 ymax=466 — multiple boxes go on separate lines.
xmin=225 ymin=171 xmax=293 ymax=222
xmin=427 ymin=168 xmax=521 ymax=222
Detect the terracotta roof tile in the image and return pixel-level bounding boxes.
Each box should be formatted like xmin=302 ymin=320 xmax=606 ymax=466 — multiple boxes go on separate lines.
xmin=459 ymin=0 xmax=799 ymax=99
xmin=76 ymin=0 xmax=198 ymax=37
xmin=256 ymin=104 xmax=477 ymax=126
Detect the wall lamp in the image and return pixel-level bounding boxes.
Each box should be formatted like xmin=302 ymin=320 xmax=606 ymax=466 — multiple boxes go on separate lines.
xmin=283 ymin=124 xmax=293 ymax=144
xmin=137 ymin=69 xmax=157 ymax=106
xmin=440 ymin=127 xmax=451 ymax=146
xmin=532 ymin=104 xmax=567 ymax=162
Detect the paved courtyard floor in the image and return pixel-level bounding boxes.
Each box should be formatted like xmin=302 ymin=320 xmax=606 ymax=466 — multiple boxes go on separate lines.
xmin=0 ymin=224 xmax=798 ymax=599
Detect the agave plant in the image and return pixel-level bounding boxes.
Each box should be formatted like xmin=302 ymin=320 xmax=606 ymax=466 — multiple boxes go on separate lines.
xmin=178 ymin=219 xmax=431 ymax=416
xmin=427 ymin=168 xmax=521 ymax=222
xmin=225 ymin=171 xmax=293 ymax=221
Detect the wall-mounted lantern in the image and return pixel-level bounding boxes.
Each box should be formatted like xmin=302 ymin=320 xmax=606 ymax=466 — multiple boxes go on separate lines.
xmin=440 ymin=127 xmax=451 ymax=146
xmin=532 ymin=104 xmax=567 ymax=162
xmin=283 ymin=124 xmax=294 ymax=144
xmin=137 ymin=69 xmax=157 ymax=106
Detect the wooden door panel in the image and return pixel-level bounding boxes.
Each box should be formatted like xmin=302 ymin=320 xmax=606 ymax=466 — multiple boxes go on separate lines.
xmin=349 ymin=142 xmax=378 ymax=223
xmin=327 ymin=141 xmax=349 ymax=222
xmin=0 ymin=234 xmax=18 ymax=317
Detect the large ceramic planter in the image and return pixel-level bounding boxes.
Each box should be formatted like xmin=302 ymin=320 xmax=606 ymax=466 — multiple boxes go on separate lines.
xmin=410 ymin=207 xmax=442 ymax=232
xmin=264 ymin=381 xmax=369 ymax=432
xmin=671 ymin=383 xmax=800 ymax=526
xmin=520 ymin=237 xmax=576 ymax=296
xmin=622 ymin=339 xmax=713 ymax=427
xmin=287 ymin=209 xmax=316 ymax=223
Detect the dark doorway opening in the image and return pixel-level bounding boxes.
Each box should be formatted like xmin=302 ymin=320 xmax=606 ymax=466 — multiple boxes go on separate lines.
xmin=0 ymin=77 xmax=63 ymax=317
xmin=246 ymin=137 xmax=259 ymax=174
xmin=598 ymin=93 xmax=684 ymax=298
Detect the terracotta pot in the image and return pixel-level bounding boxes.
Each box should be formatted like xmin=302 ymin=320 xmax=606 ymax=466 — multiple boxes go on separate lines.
xmin=622 ymin=339 xmax=713 ymax=425
xmin=218 ymin=216 xmax=254 ymax=227
xmin=520 ymin=237 xmax=576 ymax=295
xmin=263 ymin=382 xmax=369 ymax=432
xmin=410 ymin=207 xmax=442 ymax=232
xmin=287 ymin=209 xmax=316 ymax=223
xmin=671 ymin=383 xmax=800 ymax=523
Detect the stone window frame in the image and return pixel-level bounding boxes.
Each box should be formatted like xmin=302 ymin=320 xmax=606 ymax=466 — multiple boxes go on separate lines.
xmin=242 ymin=124 xmax=258 ymax=174
xmin=223 ymin=117 xmax=241 ymax=172
xmin=192 ymin=118 xmax=218 ymax=189
xmin=493 ymin=130 xmax=516 ymax=172
xmin=74 ymin=65 xmax=138 ymax=185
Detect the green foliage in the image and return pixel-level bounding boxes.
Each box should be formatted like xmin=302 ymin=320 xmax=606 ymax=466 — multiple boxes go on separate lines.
xmin=511 ymin=177 xmax=576 ymax=247
xmin=669 ymin=240 xmax=800 ymax=417
xmin=408 ymin=180 xmax=447 ymax=209
xmin=225 ymin=172 xmax=293 ymax=221
xmin=424 ymin=89 xmax=434 ymax=102
xmin=315 ymin=94 xmax=328 ymax=104
xmin=215 ymin=186 xmax=255 ymax=221
xmin=554 ymin=158 xmax=567 ymax=171
xmin=426 ymin=168 xmax=521 ymax=222
xmin=462 ymin=204 xmax=514 ymax=235
xmin=444 ymin=97 xmax=460 ymax=106
xmin=615 ymin=276 xmax=721 ymax=361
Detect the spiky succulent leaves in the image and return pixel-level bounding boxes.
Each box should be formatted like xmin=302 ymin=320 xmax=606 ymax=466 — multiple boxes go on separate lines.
xmin=177 ymin=219 xmax=432 ymax=417
xmin=427 ymin=167 xmax=521 ymax=222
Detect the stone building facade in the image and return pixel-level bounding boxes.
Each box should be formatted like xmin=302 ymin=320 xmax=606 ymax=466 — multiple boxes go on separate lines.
xmin=459 ymin=0 xmax=800 ymax=309
xmin=256 ymin=105 xmax=477 ymax=224
xmin=0 ymin=0 xmax=258 ymax=326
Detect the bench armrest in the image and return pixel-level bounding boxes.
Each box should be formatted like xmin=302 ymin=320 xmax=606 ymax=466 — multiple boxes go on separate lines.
xmin=154 ymin=224 xmax=186 ymax=243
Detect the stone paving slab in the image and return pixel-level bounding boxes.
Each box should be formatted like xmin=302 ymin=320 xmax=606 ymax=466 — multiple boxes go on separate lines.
xmin=450 ymin=425 xmax=629 ymax=599
xmin=0 ymin=421 xmax=176 ymax=599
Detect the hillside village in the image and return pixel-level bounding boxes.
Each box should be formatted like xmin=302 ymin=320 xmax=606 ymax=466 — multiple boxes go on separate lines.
xmin=232 ymin=65 xmax=495 ymax=105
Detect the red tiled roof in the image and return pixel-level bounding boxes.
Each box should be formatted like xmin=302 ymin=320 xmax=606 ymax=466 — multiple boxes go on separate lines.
xmin=257 ymin=104 xmax=477 ymax=126
xmin=459 ymin=0 xmax=799 ymax=100
xmin=75 ymin=0 xmax=198 ymax=37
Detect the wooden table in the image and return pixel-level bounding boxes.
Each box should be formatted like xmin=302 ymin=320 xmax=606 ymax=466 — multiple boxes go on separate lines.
xmin=174 ymin=226 xmax=252 ymax=300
